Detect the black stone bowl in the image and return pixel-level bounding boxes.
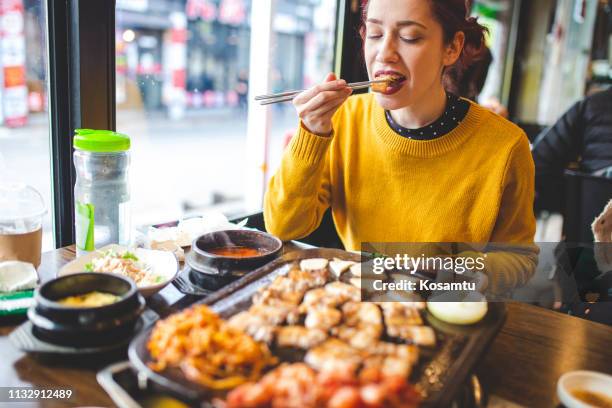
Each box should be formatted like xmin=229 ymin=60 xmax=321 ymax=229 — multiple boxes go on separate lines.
xmin=188 ymin=230 xmax=283 ymax=276
xmin=28 ymin=273 xmax=145 ymax=347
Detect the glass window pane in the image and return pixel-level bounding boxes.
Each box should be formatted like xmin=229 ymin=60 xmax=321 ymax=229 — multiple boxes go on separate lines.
xmin=116 ymin=0 xmax=337 ymax=227
xmin=0 ymin=0 xmax=53 ymax=250
xmin=267 ymin=0 xmax=337 ymax=179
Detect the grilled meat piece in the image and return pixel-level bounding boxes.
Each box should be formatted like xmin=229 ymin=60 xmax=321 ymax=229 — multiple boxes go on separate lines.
xmin=386 ymin=324 xmax=436 ymax=347
xmin=363 ymin=342 xmax=419 ymax=377
xmin=304 ymin=339 xmax=363 ymax=374
xmin=329 ymin=259 xmax=356 ymax=278
xmin=299 ymin=258 xmax=329 ymax=271
xmin=324 ymin=281 xmax=361 ymax=302
xmin=329 ymin=302 xmax=383 ymax=349
xmin=253 ymin=276 xmax=306 ymax=306
xmin=304 ymin=307 xmax=342 ymax=331
xmin=276 ymin=326 xmax=328 ymax=349
xmin=289 ymin=265 xmax=329 ymax=288
xmin=226 ymin=311 xmax=277 ymax=344
xmin=379 ymin=302 xmax=424 ymax=331
xmin=342 ymin=301 xmax=383 ymax=328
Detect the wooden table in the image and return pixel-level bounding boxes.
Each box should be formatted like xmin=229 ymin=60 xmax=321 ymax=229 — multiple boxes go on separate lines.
xmin=1 ymin=246 xmax=611 ymax=407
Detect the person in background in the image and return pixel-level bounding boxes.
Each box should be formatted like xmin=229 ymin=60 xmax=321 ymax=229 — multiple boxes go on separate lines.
xmin=565 ymin=200 xmax=612 ymax=325
xmin=264 ymin=0 xmax=538 ymax=292
xmin=532 ymin=88 xmax=612 ymax=212
xmin=236 ymin=70 xmax=249 ymax=112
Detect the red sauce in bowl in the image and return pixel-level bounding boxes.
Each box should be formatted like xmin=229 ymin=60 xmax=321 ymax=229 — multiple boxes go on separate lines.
xmin=206 ymin=246 xmax=265 ymax=257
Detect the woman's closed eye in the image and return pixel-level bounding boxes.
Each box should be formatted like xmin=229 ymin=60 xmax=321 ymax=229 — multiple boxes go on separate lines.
xmin=400 ymin=37 xmax=422 ymax=44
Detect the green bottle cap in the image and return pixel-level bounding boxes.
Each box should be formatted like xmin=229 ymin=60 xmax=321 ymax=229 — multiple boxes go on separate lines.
xmin=73 ymin=129 xmax=130 ymax=152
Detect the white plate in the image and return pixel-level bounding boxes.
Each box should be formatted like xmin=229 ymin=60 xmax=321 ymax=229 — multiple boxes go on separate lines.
xmin=58 ymin=244 xmax=179 ymax=298
xmin=557 ymin=370 xmax=612 ymax=408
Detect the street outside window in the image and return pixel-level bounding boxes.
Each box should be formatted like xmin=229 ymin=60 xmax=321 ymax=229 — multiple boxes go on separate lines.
xmin=0 ymin=0 xmax=52 ymax=250
xmin=115 ymin=0 xmax=338 ymax=227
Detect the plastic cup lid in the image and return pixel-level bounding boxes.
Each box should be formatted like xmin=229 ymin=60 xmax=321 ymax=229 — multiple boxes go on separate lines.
xmin=0 ymin=182 xmax=47 ymax=222
xmin=73 ymin=128 xmax=130 ymax=152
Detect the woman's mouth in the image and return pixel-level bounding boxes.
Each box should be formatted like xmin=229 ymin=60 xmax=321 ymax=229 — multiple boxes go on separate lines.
xmin=372 ymin=71 xmax=407 ymax=95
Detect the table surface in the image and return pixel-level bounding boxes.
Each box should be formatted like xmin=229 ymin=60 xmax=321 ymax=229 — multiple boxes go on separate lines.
xmin=1 ymin=246 xmax=611 ymax=408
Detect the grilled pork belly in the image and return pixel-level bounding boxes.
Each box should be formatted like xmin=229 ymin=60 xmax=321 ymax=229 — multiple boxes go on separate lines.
xmin=304 ymin=307 xmax=342 ymax=331
xmin=276 ymin=326 xmax=328 ymax=349
xmin=386 ymin=324 xmax=436 ymax=347
xmin=324 ymin=281 xmax=361 ymax=302
xmin=379 ymin=302 xmax=424 ymax=330
xmin=305 ymin=339 xmax=362 ymax=373
xmin=227 ymin=311 xmax=277 ymax=344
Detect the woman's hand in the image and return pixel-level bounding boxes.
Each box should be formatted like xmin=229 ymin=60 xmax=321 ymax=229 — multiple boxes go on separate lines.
xmin=293 ymin=72 xmax=352 ymax=136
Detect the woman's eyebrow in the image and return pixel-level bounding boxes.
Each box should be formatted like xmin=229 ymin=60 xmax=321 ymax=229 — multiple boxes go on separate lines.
xmin=397 ymin=20 xmax=427 ymax=29
xmin=366 ymin=18 xmax=426 ymax=29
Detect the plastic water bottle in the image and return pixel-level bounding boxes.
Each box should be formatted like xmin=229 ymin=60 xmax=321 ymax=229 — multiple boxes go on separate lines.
xmin=73 ymin=129 xmax=131 ymax=256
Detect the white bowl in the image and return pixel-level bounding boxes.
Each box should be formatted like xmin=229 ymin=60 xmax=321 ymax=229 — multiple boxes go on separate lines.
xmin=58 ymin=244 xmax=179 ymax=298
xmin=557 ymin=370 xmax=612 ymax=408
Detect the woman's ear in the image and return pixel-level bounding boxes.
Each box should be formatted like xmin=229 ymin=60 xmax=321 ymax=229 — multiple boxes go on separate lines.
xmin=443 ymin=31 xmax=465 ymax=67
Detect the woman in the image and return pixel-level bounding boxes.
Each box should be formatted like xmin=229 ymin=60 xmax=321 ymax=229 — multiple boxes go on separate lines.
xmin=264 ymin=0 xmax=537 ymax=291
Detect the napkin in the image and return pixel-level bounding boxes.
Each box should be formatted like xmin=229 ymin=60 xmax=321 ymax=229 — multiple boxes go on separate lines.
xmin=0 ymin=260 xmax=38 ymax=292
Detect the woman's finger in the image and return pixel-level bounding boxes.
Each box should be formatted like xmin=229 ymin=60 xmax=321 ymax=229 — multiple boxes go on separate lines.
xmin=297 ymin=88 xmax=351 ymax=116
xmin=299 ymin=92 xmax=351 ymax=134
xmin=293 ymin=77 xmax=347 ymax=105
xmin=309 ymin=93 xmax=350 ymax=121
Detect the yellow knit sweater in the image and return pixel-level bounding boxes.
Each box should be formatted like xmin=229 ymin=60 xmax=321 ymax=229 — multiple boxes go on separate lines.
xmin=264 ymin=93 xmax=538 ymax=290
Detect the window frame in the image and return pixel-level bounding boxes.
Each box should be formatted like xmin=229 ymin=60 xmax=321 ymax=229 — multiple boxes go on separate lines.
xmin=46 ymin=0 xmax=116 ymax=247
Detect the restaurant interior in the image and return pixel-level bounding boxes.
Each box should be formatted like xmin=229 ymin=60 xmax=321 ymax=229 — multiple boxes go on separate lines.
xmin=0 ymin=0 xmax=611 ymax=407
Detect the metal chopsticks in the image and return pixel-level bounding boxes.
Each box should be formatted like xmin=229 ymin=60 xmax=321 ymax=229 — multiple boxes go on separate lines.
xmin=255 ymin=79 xmax=389 ymax=105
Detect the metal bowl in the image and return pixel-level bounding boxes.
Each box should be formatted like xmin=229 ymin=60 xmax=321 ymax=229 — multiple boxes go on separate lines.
xmin=187 ymin=230 xmax=282 ymax=276
xmin=29 ymin=272 xmax=145 ymax=347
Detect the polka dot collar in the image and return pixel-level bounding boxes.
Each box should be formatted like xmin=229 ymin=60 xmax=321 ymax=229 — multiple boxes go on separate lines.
xmin=385 ymin=93 xmax=470 ymax=140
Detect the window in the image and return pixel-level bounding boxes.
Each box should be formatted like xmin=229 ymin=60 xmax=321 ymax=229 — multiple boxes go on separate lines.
xmin=266 ymin=0 xmax=338 ymax=185
xmin=0 ymin=0 xmax=53 ymax=249
xmin=115 ymin=0 xmax=338 ymax=228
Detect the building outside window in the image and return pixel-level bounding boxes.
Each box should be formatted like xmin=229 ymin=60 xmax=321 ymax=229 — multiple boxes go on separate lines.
xmin=0 ymin=0 xmax=52 ymax=249
xmin=115 ymin=0 xmax=337 ymax=228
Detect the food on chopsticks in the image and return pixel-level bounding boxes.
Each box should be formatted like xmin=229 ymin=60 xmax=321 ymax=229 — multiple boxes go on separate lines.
xmin=224 ymin=363 xmax=421 ymax=408
xmin=371 ymin=75 xmax=403 ymax=93
xmin=57 ymin=291 xmax=120 ymax=307
xmin=426 ymin=301 xmax=488 ymax=325
xmin=147 ymin=305 xmax=277 ymax=390
xmin=84 ymin=249 xmax=163 ymax=286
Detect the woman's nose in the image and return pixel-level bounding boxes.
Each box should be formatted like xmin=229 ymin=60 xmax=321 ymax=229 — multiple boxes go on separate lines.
xmin=376 ymin=36 xmax=399 ymax=63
